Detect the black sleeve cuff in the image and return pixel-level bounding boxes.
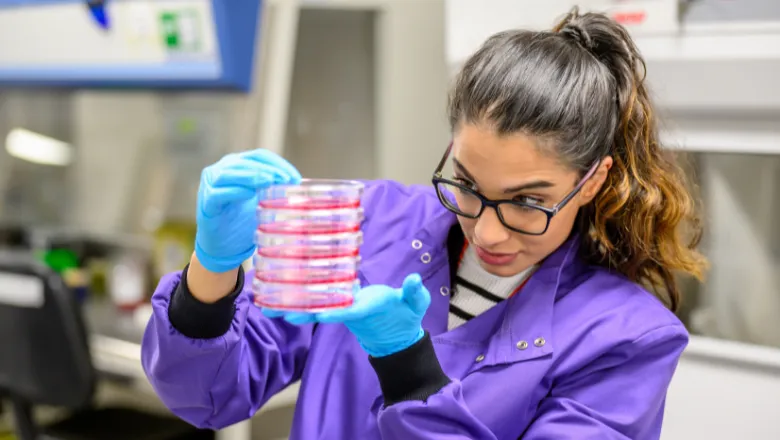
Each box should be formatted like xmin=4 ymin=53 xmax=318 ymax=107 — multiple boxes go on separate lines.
xmin=368 ymin=331 xmax=451 ymax=406
xmin=167 ymin=263 xmax=244 ymax=339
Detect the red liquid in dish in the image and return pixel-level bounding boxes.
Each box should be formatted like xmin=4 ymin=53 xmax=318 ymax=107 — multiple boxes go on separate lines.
xmin=258 ymin=245 xmax=360 ymax=259
xmin=257 ymin=221 xmax=361 ymax=235
xmin=259 ymin=198 xmax=361 ymax=210
xmin=253 ymin=292 xmax=354 ymax=311
xmin=255 ymin=269 xmax=357 ymax=285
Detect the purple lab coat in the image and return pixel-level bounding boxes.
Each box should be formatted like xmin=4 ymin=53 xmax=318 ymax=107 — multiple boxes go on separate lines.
xmin=141 ymin=179 xmax=688 ymax=439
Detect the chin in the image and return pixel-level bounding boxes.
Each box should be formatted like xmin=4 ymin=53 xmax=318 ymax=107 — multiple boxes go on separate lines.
xmin=478 ymin=261 xmax=529 ymax=278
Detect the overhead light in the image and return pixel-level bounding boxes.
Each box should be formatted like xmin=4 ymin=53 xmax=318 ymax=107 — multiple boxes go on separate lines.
xmin=5 ymin=128 xmax=74 ymax=166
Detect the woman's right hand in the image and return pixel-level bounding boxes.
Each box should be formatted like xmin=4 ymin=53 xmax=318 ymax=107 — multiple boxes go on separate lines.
xmin=194 ymin=149 xmax=301 ymax=274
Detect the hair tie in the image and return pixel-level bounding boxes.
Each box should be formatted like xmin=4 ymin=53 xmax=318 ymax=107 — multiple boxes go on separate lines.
xmin=559 ymin=24 xmax=595 ymax=52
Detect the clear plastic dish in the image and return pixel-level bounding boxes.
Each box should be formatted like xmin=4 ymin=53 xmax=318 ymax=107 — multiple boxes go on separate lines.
xmin=259 ymin=179 xmax=364 ymax=210
xmin=254 ymin=256 xmax=359 ymax=282
xmin=256 ymin=231 xmax=362 ymax=259
xmin=257 ymin=208 xmax=363 ymax=235
xmin=252 ymin=277 xmax=357 ymax=312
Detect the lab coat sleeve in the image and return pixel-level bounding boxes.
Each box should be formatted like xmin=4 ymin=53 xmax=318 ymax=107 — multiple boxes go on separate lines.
xmin=140 ymin=265 xmax=313 ymax=430
xmin=369 ymin=332 xmax=499 ymax=440
xmin=521 ymin=324 xmax=689 ymax=440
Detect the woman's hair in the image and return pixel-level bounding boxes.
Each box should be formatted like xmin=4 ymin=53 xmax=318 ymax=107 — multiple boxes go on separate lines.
xmin=447 ymin=8 xmax=707 ymax=311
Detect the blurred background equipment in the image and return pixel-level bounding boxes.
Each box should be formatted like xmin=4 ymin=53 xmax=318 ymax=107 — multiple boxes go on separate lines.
xmin=0 ymin=0 xmax=448 ymax=438
xmin=0 ymin=250 xmax=214 ymax=440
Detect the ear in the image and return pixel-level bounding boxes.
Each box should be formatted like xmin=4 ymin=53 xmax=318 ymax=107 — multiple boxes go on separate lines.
xmin=577 ymin=156 xmax=613 ymax=205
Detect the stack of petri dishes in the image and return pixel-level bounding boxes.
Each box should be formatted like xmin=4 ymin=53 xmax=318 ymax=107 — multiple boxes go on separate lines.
xmin=252 ymin=179 xmax=365 ymax=312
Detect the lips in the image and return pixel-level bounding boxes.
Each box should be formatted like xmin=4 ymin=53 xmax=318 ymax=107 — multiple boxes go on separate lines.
xmin=474 ymin=246 xmax=518 ymax=266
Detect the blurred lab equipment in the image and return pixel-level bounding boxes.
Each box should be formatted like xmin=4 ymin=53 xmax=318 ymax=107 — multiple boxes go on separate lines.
xmin=0 ymin=250 xmax=213 ymax=440
xmin=253 ymin=179 xmax=364 ymax=312
xmin=0 ymin=0 xmax=261 ymax=90
xmin=0 ymin=0 xmax=450 ymax=438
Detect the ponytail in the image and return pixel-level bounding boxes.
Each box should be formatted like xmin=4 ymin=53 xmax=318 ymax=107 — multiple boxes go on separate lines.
xmin=555 ymin=8 xmax=708 ymax=311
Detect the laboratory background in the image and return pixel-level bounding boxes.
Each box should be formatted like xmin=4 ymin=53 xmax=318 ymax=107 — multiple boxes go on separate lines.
xmin=0 ymin=0 xmax=778 ymax=439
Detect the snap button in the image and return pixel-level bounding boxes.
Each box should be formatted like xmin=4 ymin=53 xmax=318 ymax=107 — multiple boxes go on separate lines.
xmin=411 ymin=239 xmax=423 ymax=250
xmin=475 ymin=354 xmax=485 ymax=362
xmin=534 ymin=337 xmax=546 ymax=347
xmin=516 ymin=340 xmax=528 ymax=350
xmin=440 ymin=286 xmax=450 ymax=296
xmin=420 ymin=252 xmax=431 ymax=264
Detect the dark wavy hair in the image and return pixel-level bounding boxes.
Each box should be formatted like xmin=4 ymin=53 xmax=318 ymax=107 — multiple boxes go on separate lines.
xmin=447 ymin=8 xmax=707 ymax=311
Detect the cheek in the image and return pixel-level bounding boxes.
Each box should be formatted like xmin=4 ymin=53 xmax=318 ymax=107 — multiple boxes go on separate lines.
xmin=521 ymin=205 xmax=580 ymax=258
xmin=457 ymin=217 xmax=477 ymax=237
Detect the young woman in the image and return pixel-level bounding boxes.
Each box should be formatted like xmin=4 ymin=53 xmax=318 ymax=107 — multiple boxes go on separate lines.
xmin=142 ymin=9 xmax=706 ymax=439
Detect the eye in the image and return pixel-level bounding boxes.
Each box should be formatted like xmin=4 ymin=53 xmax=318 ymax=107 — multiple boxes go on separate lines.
xmin=514 ymin=195 xmax=544 ymax=206
xmin=452 ymin=176 xmax=477 ymax=191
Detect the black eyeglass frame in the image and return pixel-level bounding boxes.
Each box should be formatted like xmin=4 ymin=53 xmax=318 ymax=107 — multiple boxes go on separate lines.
xmin=431 ymin=142 xmax=601 ymax=236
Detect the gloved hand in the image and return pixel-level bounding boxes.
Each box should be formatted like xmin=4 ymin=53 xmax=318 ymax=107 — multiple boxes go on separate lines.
xmin=195 ymin=149 xmax=301 ymax=273
xmin=314 ymin=274 xmax=430 ymax=358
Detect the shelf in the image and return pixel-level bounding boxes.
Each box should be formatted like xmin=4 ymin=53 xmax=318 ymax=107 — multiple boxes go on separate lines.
xmin=662 ymin=115 xmax=780 ymax=155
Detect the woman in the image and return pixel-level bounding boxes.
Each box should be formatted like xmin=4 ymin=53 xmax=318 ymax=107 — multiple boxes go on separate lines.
xmin=142 ymin=9 xmax=707 ymax=439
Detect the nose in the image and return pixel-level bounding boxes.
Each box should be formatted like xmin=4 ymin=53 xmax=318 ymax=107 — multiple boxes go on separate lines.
xmin=474 ymin=206 xmax=510 ymax=247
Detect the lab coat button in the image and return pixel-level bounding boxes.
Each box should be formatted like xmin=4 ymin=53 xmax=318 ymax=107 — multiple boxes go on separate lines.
xmin=411 ymin=239 xmax=423 ymax=249
xmin=420 ymin=252 xmax=431 ymax=263
xmin=475 ymin=354 xmax=485 ymax=362
xmin=534 ymin=337 xmax=546 ymax=347
xmin=516 ymin=340 xmax=528 ymax=350
xmin=440 ymin=286 xmax=450 ymax=296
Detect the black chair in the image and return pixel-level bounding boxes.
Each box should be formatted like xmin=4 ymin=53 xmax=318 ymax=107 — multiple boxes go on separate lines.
xmin=0 ymin=251 xmax=213 ymax=440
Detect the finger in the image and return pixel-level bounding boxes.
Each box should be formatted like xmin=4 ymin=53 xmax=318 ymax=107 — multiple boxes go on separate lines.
xmin=261 ymin=308 xmax=286 ymax=319
xmin=283 ymin=312 xmax=317 ymax=325
xmin=243 ymin=150 xmax=302 ymax=183
xmin=401 ymin=273 xmax=430 ymax=314
xmin=200 ymin=186 xmax=257 ymax=217
xmin=315 ymin=285 xmax=387 ymax=323
xmin=314 ymin=307 xmax=362 ymax=324
xmin=211 ymin=163 xmax=290 ymax=188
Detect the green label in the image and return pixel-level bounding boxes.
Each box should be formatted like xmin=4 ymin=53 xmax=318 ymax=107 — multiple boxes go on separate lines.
xmin=159 ymin=9 xmax=201 ymax=52
xmin=160 ymin=12 xmax=180 ymax=49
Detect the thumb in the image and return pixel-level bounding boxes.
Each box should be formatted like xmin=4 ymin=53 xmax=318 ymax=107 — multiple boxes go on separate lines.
xmin=401 ymin=273 xmax=430 ymax=314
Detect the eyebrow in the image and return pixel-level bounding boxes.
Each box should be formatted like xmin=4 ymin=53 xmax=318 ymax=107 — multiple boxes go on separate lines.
xmin=452 ymin=158 xmax=556 ymax=194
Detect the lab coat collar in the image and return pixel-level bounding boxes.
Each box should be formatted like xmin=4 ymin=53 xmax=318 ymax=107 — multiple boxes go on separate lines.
xmin=359 ymin=201 xmax=585 ymax=369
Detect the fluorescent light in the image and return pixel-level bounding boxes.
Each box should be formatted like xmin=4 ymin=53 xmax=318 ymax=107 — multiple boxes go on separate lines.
xmin=5 ymin=128 xmax=73 ymax=166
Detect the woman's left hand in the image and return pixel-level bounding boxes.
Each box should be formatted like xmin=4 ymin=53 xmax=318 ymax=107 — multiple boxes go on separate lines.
xmin=315 ymin=273 xmax=430 ymax=358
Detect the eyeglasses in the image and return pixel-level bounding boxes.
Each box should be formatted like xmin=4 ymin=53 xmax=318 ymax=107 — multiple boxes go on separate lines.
xmin=431 ymin=142 xmax=600 ymax=236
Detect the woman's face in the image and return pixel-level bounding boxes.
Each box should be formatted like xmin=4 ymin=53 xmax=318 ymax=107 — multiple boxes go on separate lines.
xmin=451 ymin=123 xmax=610 ymax=277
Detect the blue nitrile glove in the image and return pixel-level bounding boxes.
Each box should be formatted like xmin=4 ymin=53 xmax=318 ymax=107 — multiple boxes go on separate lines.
xmin=195 ymin=149 xmax=301 ymax=273
xmin=314 ymin=274 xmax=430 ymax=358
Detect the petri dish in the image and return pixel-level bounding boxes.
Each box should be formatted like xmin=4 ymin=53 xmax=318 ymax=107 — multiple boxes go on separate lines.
xmin=256 ymin=231 xmax=362 ymax=259
xmin=257 ymin=208 xmax=363 ymax=235
xmin=260 ymin=179 xmax=364 ymax=211
xmin=254 ymin=256 xmax=359 ymax=283
xmin=252 ymin=277 xmax=357 ymax=312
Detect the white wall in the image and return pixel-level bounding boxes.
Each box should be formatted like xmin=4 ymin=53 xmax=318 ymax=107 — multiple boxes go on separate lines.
xmin=663 ymin=336 xmax=780 ymax=440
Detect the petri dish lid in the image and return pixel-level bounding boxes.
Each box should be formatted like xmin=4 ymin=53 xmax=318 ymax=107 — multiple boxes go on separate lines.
xmin=260 ymin=179 xmax=364 ymax=210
